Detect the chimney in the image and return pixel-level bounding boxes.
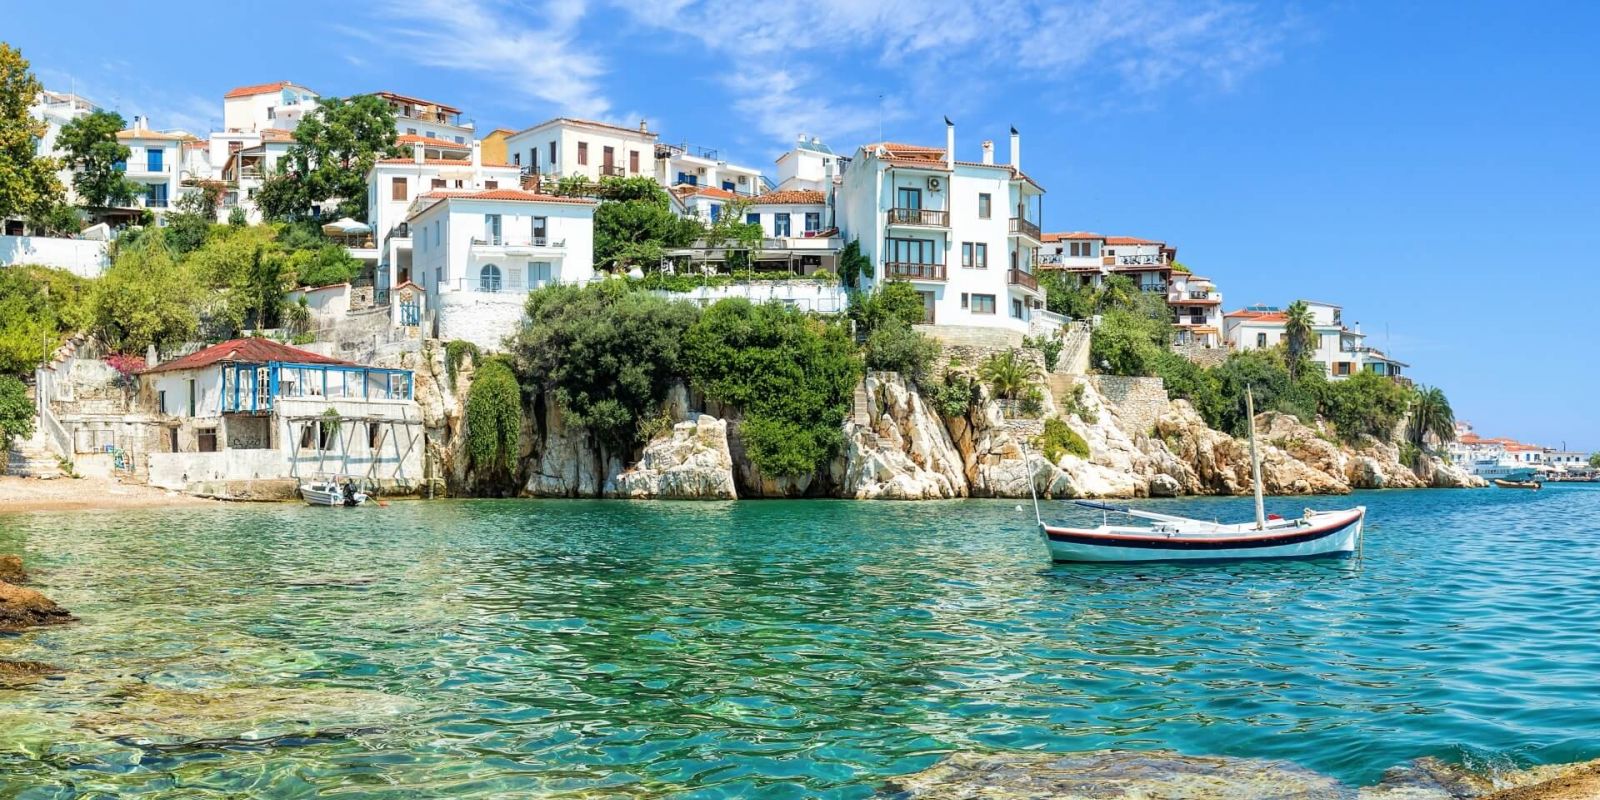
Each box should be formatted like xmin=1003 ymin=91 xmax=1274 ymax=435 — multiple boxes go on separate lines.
xmin=944 ymin=116 xmax=955 ymax=171
xmin=471 ymin=139 xmax=481 ymax=169
xmin=132 ymin=114 xmax=146 ymax=131
xmin=981 ymin=140 xmax=994 ymax=165
xmin=639 ymin=118 xmax=648 ymax=134
xmin=412 ymin=142 xmax=424 ymax=165
xmin=1009 ymin=126 xmax=1020 ymax=171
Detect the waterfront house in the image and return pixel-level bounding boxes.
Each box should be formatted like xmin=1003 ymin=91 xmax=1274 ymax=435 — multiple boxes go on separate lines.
xmin=655 ymin=138 xmax=766 ymax=198
xmin=1168 ymin=272 xmax=1224 ymax=348
xmin=404 ymin=189 xmax=598 ymax=349
xmin=837 ymin=120 xmax=1050 ymax=335
xmin=1224 ymin=301 xmax=1409 ymax=383
xmin=221 ymin=81 xmax=319 ymax=133
xmin=137 ymin=338 xmax=423 ymax=494
xmin=375 ymin=91 xmax=474 ymax=148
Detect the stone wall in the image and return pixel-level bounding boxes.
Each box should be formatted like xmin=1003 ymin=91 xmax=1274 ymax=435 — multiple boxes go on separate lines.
xmin=916 ymin=325 xmax=1038 ymax=373
xmin=1086 ymin=375 xmax=1169 ymax=436
xmin=436 ymin=292 xmax=527 ymax=352
xmin=1171 ymin=341 xmax=1229 ymax=368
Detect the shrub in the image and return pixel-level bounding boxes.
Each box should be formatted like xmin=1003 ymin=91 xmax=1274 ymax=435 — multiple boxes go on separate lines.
xmin=1150 ymin=349 xmax=1222 ymax=426
xmin=864 ymin=318 xmax=939 ymax=384
xmin=1321 ymin=370 xmax=1410 ymax=443
xmin=1019 ymin=386 xmax=1045 ymax=418
xmin=1025 ymin=334 xmax=1064 ymax=372
xmin=465 ymin=359 xmax=523 ymax=484
xmin=0 ymin=375 xmax=33 ymax=447
xmin=1058 ymin=381 xmax=1099 ymax=424
xmin=510 ymin=282 xmax=700 ymax=455
xmin=929 ymin=372 xmax=980 ymax=418
xmin=0 ymin=265 xmax=91 ymax=375
xmin=445 ymin=340 xmax=480 ymax=384
xmin=849 ymin=280 xmax=925 ymax=335
xmin=90 ymin=231 xmax=202 ymax=353
xmin=978 ymin=349 xmax=1041 ymax=400
xmin=1038 ymin=417 xmax=1089 ymax=463
xmin=685 ymin=299 xmax=861 ymax=477
xmin=1090 ymin=307 xmax=1167 ymax=376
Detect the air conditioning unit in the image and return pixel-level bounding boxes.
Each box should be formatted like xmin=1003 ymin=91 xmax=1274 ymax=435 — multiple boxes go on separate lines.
xmin=926 ymin=177 xmax=942 ymax=191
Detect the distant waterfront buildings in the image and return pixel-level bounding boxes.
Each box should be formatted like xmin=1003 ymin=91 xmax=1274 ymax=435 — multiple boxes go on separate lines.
xmin=1224 ymin=301 xmax=1408 ymax=383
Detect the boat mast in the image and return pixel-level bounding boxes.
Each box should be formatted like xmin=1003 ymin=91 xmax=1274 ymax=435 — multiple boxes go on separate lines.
xmin=1247 ymin=386 xmax=1266 ymax=529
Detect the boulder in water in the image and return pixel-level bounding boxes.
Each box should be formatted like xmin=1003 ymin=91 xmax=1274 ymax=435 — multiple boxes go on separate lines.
xmin=0 ymin=554 xmax=27 ymax=584
xmin=78 ymin=686 xmax=420 ymax=744
xmin=0 ymin=581 xmax=74 ymax=632
xmin=880 ymin=750 xmax=1349 ymax=798
xmin=0 ymin=660 xmax=59 ymax=686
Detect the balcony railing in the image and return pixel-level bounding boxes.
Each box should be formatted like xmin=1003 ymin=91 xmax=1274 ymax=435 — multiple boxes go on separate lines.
xmin=1114 ymin=253 xmax=1168 ymax=266
xmin=885 ymin=261 xmax=946 ymax=281
xmin=1008 ymin=217 xmax=1041 ymax=240
xmin=471 ymin=236 xmax=561 ymax=249
xmin=1037 ymin=253 xmax=1063 ymax=266
xmin=600 ymin=165 xmax=627 ymax=177
xmin=1187 ymin=290 xmax=1212 ymax=300
xmin=1007 ymin=268 xmax=1038 ymax=291
xmin=1139 ymin=283 xmax=1167 ymax=293
xmin=886 ymin=208 xmax=948 ymax=227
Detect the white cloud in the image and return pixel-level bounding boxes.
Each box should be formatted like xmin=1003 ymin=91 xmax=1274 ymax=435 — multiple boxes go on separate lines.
xmin=353 ymin=0 xmax=612 ymax=120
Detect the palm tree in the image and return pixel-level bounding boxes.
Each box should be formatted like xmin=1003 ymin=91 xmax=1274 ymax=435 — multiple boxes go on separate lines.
xmin=1283 ymin=300 xmax=1315 ymax=381
xmin=979 ymin=350 xmax=1041 ymax=400
xmin=1408 ymin=385 xmax=1456 ymax=449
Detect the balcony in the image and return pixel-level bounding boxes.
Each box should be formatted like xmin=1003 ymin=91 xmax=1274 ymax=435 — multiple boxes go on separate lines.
xmin=1138 ymin=283 xmax=1167 ymax=293
xmin=1111 ymin=253 xmax=1168 ymax=266
xmin=886 ymin=208 xmax=948 ymax=227
xmin=1187 ymin=290 xmax=1212 ymax=300
xmin=1008 ymin=217 xmax=1041 ymax=241
xmin=884 ymin=261 xmax=946 ymax=281
xmin=1007 ymin=268 xmax=1039 ymax=291
xmin=472 ymin=236 xmax=565 ymax=255
xmin=600 ymin=165 xmax=627 ymax=178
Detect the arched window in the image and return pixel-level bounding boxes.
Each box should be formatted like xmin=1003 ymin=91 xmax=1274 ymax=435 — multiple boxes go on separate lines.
xmin=479 ymin=264 xmax=502 ymax=293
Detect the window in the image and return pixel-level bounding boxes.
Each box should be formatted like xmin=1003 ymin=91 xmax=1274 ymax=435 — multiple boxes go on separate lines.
xmin=484 ymin=213 xmax=502 ymax=245
xmin=1256 ymin=332 xmax=1268 ymax=348
xmin=971 ymin=294 xmax=996 ymax=314
xmin=484 ymin=180 xmax=498 ymax=190
xmin=549 ymin=141 xmax=556 ymax=165
xmin=629 ymin=150 xmax=640 ymax=173
xmin=300 ymin=422 xmax=315 ymax=449
xmin=168 ymin=427 xmax=179 ymax=452
xmin=406 ymin=127 xmax=417 ymax=135
xmin=886 ymin=237 xmax=935 ymax=264
xmin=532 ymin=216 xmax=547 ymax=242
xmin=431 ymin=178 xmax=446 ymax=189
xmin=962 ymin=242 xmax=987 ymax=268
xmin=146 ymin=184 xmax=168 ymax=208
xmin=267 ymin=107 xmax=277 ymax=120
xmin=454 ymin=135 xmax=465 ymax=144
xmin=804 ymin=212 xmax=820 ymax=232
xmin=480 ymin=264 xmax=502 ymax=293
xmin=709 ymin=204 xmax=721 ymax=222
xmin=577 ymin=141 xmax=588 ymax=165
xmin=390 ymin=177 xmax=406 ymax=201
xmin=528 ymin=261 xmax=553 ymax=286
xmin=368 ymin=422 xmax=383 ymax=450
xmin=157 ymin=390 xmax=167 ymax=415
xmin=960 ymin=292 xmax=968 ymax=309
xmin=746 ymin=213 xmax=760 ymax=226
xmin=508 ymin=265 xmax=522 ymax=290
xmin=722 ymin=180 xmax=735 ymax=192
xmin=978 ymin=193 xmax=991 ymax=219
xmin=198 ymin=428 xmax=218 ymax=453
xmin=318 ymin=421 xmax=335 ymax=451
xmin=425 ymin=131 xmax=437 ymax=139
xmin=188 ymin=380 xmax=196 ymax=416
xmin=1011 ymin=298 xmax=1025 ymax=319
xmin=896 ymin=186 xmax=922 ymax=209
xmin=513 ymin=152 xmax=520 ymax=166
xmin=147 ymin=148 xmax=164 ymax=172
xmin=774 ymin=213 xmax=791 ymax=237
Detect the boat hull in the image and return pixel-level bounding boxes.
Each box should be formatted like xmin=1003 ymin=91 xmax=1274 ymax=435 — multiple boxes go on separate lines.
xmin=300 ymin=484 xmax=368 ymax=507
xmin=1042 ymin=508 xmax=1365 ymax=563
xmin=1492 ymin=479 xmax=1541 ymax=490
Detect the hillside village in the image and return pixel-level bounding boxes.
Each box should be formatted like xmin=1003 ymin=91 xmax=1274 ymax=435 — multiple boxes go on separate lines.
xmin=6 ymin=51 xmax=1585 ymax=500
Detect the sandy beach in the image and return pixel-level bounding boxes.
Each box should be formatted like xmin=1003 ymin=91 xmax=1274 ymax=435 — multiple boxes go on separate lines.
xmin=0 ymin=476 xmax=219 ymax=514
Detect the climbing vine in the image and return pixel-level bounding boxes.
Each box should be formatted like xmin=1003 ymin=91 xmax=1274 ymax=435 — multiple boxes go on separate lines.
xmin=465 ymin=359 xmax=523 ymax=485
xmin=445 ymin=339 xmax=480 ymax=384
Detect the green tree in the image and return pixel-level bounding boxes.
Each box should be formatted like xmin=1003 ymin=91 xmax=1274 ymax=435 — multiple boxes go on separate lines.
xmin=255 ymin=164 xmax=312 ymax=222
xmin=864 ymin=318 xmax=939 ymax=384
xmin=1589 ymin=453 xmax=1600 ymax=470
xmin=1150 ymin=349 xmax=1224 ymax=425
xmin=849 ymin=280 xmax=925 ymax=334
xmin=57 ymin=109 xmax=142 ymax=210
xmin=685 ymin=300 xmax=861 ymax=478
xmin=270 ymin=94 xmax=399 ymax=220
xmin=592 ymin=182 xmax=700 ymax=270
xmin=0 ymin=375 xmax=33 ymax=447
xmin=1283 ymin=300 xmax=1315 ymax=381
xmin=465 ymin=359 xmax=524 ymax=488
xmin=1040 ymin=270 xmax=1097 ymax=319
xmin=0 ymin=44 xmax=64 ymax=224
xmin=1408 ymin=385 xmax=1456 ymax=448
xmin=1096 ymin=274 xmax=1137 ymax=312
xmin=979 ymin=349 xmax=1042 ymax=400
xmin=286 ymin=243 xmax=362 ymax=288
xmin=1210 ymin=349 xmax=1294 ymax=436
xmin=701 ymin=199 xmax=763 ymax=270
xmin=164 ymin=184 xmax=223 ymax=256
xmin=1321 ymin=370 xmax=1410 ymax=443
xmin=510 ymin=282 xmax=701 ymax=455
xmin=0 ymin=265 xmax=90 ymax=375
xmin=90 ymin=231 xmax=202 ymax=352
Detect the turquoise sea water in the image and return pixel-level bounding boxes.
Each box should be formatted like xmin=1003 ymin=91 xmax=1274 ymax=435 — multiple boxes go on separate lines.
xmin=2 ymin=486 xmax=1599 ymax=797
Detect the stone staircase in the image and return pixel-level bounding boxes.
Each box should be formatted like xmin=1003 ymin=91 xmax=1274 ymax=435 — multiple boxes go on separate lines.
xmin=851 ymin=380 xmax=874 ymax=427
xmin=5 ymin=436 xmax=64 ymax=479
xmin=1056 ymin=321 xmax=1092 ymax=375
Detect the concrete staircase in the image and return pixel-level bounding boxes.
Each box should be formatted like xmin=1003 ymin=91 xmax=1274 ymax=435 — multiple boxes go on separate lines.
xmin=851 ymin=381 xmax=874 ymax=427
xmin=1056 ymin=321 xmax=1092 ymax=375
xmin=5 ymin=436 xmax=64 ymax=479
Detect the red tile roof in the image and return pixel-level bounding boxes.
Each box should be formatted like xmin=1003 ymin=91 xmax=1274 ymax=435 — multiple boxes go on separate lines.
xmin=515 ymin=117 xmax=654 ymax=138
xmin=395 ymin=134 xmax=469 ymax=148
xmin=1225 ymin=309 xmax=1287 ymax=322
xmin=376 ymin=157 xmax=517 ymax=168
xmin=224 ymin=81 xmax=303 ymax=99
xmin=1105 ymin=235 xmax=1161 ymax=246
xmin=1042 ymin=231 xmax=1104 ymax=242
xmin=116 ymin=129 xmax=194 ymax=141
xmin=748 ymin=189 xmax=825 ymax=205
xmin=142 ymin=338 xmax=352 ymax=374
xmin=259 ymin=128 xmax=296 ymax=142
xmin=678 ymin=185 xmax=737 ymax=200
xmin=374 ymin=91 xmax=461 ymax=114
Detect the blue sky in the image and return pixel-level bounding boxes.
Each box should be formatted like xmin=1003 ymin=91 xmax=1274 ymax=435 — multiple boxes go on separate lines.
xmin=9 ymin=1 xmax=1599 ymax=450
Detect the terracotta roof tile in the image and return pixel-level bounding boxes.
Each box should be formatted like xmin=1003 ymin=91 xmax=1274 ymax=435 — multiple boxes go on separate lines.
xmin=1042 ymin=231 xmax=1104 ymax=242
xmin=1105 ymin=235 xmax=1161 ymax=246
xmin=514 ymin=117 xmax=655 ymax=138
xmin=142 ymin=338 xmax=351 ymax=374
xmin=376 ymin=157 xmax=517 ymax=167
xmin=748 ymin=189 xmax=825 ymax=205
xmin=116 ymin=129 xmax=193 ymax=141
xmin=224 ymin=81 xmax=305 ymax=99
xmin=374 ymin=91 xmax=460 ymax=114
xmin=418 ymin=189 xmax=599 ymax=205
xmin=395 ymin=134 xmax=469 ymax=148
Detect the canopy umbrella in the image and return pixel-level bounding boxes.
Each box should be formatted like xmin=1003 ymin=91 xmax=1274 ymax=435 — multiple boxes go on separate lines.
xmin=321 ymin=217 xmax=372 ymax=236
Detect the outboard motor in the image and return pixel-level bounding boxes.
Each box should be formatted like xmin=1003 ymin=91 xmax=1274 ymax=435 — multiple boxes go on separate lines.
xmin=341 ymin=480 xmax=358 ymax=506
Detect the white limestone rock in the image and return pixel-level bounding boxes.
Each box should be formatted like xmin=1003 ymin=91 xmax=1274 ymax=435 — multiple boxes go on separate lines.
xmin=611 ymin=415 xmax=737 ymax=500
xmin=843 ymin=373 xmax=967 ymax=500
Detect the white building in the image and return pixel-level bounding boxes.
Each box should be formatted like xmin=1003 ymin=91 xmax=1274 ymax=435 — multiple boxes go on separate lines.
xmin=655 ymin=140 xmax=766 ymax=197
xmin=405 ymin=188 xmax=598 ymax=349
xmin=376 ymin=91 xmax=474 ymax=147
xmin=837 ymin=121 xmax=1048 ymax=334
xmin=116 ymin=117 xmax=193 ymax=214
xmin=502 ymin=117 xmax=657 ymax=184
xmin=221 ymin=81 xmax=319 ymax=134
xmin=364 ymin=142 xmax=522 ymax=302
xmin=1167 ymin=272 xmax=1224 ymax=347
xmin=773 ymin=135 xmax=839 ymax=192
xmin=29 ymin=89 xmax=100 ymax=209
xmin=137 ymin=337 xmax=423 ymax=494
xmin=210 ymin=127 xmax=296 ymax=222
xmin=1224 ymin=301 xmax=1410 ymax=383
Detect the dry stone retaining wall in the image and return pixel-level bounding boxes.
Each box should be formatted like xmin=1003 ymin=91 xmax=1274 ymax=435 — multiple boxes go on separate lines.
xmin=1087 ymin=375 xmax=1169 ymax=436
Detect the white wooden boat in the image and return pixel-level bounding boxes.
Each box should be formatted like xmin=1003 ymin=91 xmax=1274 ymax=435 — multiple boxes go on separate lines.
xmin=1029 ymin=388 xmax=1366 ymax=563
xmin=300 ymin=480 xmax=368 ymax=507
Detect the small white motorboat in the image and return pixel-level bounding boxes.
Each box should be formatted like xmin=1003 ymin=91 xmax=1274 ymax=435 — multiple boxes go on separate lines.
xmin=1029 ymin=388 xmax=1366 ymax=563
xmin=300 ymin=479 xmax=368 ymax=507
